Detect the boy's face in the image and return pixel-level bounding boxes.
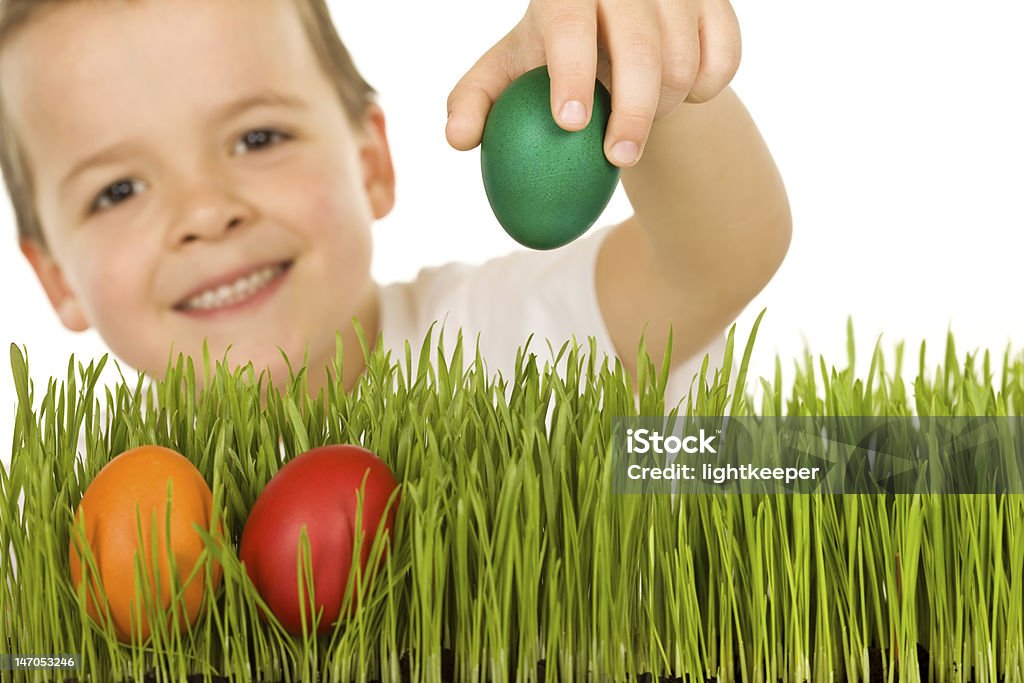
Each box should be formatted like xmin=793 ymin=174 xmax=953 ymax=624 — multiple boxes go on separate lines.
xmin=2 ymin=0 xmax=394 ymax=384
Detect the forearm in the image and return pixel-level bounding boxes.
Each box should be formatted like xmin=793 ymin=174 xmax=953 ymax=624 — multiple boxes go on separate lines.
xmin=621 ymin=88 xmax=791 ymax=305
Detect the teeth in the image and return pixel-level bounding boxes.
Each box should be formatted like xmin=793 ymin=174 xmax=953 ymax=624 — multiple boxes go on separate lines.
xmin=181 ymin=264 xmax=284 ymax=311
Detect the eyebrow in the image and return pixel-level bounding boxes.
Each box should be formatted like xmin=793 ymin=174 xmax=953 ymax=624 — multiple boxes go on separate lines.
xmin=210 ymin=91 xmax=308 ymax=123
xmin=58 ymin=91 xmax=308 ymax=196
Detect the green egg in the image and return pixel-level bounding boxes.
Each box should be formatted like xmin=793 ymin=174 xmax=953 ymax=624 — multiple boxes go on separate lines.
xmin=481 ymin=66 xmax=620 ymax=250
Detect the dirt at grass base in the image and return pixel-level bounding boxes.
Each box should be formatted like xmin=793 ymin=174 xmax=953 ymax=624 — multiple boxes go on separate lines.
xmin=60 ymin=644 xmax=1009 ymax=683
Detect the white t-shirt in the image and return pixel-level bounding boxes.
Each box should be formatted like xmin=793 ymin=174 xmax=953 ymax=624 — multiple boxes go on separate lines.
xmin=377 ymin=224 xmax=727 ymax=409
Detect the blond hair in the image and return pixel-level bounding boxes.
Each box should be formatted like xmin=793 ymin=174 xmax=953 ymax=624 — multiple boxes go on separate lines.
xmin=0 ymin=0 xmax=376 ymax=248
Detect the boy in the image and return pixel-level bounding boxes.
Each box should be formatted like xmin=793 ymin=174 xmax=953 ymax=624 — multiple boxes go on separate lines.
xmin=0 ymin=0 xmax=790 ymax=404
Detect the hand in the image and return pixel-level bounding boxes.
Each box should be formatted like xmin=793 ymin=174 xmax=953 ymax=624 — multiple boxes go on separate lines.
xmin=446 ymin=0 xmax=741 ymax=168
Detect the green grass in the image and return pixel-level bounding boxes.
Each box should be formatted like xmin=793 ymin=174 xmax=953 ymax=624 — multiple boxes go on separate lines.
xmin=2 ymin=313 xmax=1024 ymax=682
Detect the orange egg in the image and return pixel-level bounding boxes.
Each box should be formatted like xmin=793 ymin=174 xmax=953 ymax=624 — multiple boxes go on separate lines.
xmin=68 ymin=445 xmax=223 ymax=642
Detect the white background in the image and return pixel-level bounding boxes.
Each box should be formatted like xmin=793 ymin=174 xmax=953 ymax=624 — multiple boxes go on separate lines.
xmin=3 ymin=1 xmax=1023 ymax=459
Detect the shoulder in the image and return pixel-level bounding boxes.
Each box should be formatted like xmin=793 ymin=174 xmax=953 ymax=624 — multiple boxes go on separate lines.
xmin=377 ymin=226 xmax=619 ymax=369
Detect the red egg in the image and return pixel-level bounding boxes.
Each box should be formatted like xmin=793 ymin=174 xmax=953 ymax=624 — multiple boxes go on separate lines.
xmin=239 ymin=445 xmax=399 ymax=635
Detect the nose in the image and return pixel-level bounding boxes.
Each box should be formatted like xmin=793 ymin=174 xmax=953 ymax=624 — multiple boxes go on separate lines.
xmin=167 ymin=177 xmax=255 ymax=247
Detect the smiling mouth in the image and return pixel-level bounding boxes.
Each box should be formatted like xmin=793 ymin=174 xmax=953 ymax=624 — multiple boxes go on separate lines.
xmin=175 ymin=261 xmax=292 ymax=312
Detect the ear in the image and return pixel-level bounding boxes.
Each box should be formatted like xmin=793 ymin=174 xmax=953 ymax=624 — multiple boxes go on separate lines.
xmin=356 ymin=103 xmax=396 ymax=220
xmin=19 ymin=239 xmax=90 ymax=332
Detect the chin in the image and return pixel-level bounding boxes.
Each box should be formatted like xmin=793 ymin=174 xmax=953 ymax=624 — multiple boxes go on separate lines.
xmin=252 ymin=346 xmax=317 ymax=386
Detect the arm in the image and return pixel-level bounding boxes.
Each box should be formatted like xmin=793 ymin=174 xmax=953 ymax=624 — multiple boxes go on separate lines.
xmin=447 ymin=0 xmax=790 ymax=379
xmin=598 ymin=88 xmax=791 ymax=378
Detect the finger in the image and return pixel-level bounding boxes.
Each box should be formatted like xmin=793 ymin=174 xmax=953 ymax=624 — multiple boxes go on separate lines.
xmin=446 ymin=40 xmax=517 ymax=151
xmin=653 ymin=1 xmax=701 ymax=119
xmin=601 ymin=0 xmax=662 ymax=167
xmin=533 ymin=0 xmax=599 ymax=131
xmin=687 ymin=0 xmax=742 ymax=103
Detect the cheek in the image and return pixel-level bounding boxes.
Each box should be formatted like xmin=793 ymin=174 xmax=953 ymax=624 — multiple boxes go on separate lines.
xmin=60 ymin=233 xmax=171 ymax=374
xmin=71 ymin=233 xmax=157 ymax=320
xmin=268 ymin=159 xmax=375 ymax=258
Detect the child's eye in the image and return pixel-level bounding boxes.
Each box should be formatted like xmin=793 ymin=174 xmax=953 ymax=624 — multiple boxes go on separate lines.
xmin=234 ymin=128 xmax=290 ymax=155
xmin=91 ymin=179 xmax=148 ymax=213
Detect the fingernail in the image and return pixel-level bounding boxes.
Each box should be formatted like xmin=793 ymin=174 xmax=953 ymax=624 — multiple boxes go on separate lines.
xmin=558 ymin=100 xmax=587 ymax=127
xmin=610 ymin=140 xmax=640 ymax=165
